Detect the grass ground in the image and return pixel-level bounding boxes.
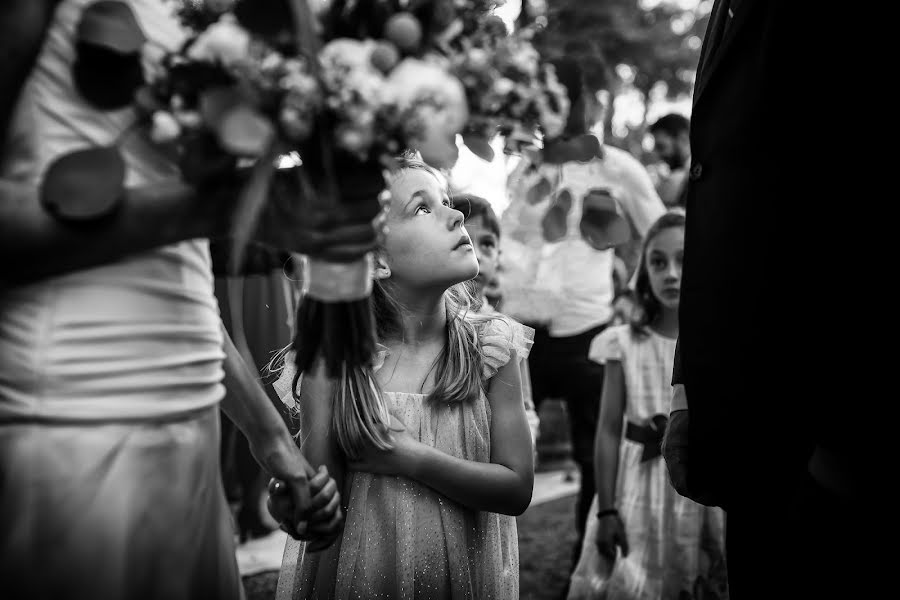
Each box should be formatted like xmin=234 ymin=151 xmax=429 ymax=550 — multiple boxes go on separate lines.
xmin=243 ymin=495 xmax=578 ymax=600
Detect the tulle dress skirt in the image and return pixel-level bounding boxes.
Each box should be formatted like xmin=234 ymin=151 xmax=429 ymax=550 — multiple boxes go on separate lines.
xmin=274 ymin=317 xmax=532 ymax=600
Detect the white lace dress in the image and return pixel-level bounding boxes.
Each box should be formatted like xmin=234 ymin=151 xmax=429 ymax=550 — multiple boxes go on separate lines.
xmin=274 ymin=317 xmax=533 ymax=600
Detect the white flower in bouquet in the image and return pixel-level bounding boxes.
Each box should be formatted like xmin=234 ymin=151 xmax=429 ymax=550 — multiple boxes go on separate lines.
xmin=150 ymin=110 xmax=181 ymax=143
xmin=320 ymin=38 xmax=378 ymax=76
xmin=341 ymin=67 xmax=387 ymax=106
xmin=187 ymin=16 xmax=251 ymax=65
xmin=492 ymin=77 xmax=516 ymax=97
xmin=335 ymin=122 xmax=375 ymax=156
xmin=280 ymin=69 xmax=319 ymax=98
xmin=173 ymin=109 xmax=203 ymax=129
xmin=386 ymin=58 xmax=468 ymax=168
xmin=465 ymin=48 xmax=491 ymax=71
xmin=507 ymin=43 xmax=540 ymax=79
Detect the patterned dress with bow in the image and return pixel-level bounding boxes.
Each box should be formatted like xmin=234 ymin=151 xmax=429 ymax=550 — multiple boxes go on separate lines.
xmin=569 ymin=325 xmax=728 ymax=600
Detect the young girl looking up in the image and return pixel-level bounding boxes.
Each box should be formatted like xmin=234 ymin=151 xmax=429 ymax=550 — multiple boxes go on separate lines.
xmin=568 ymin=211 xmax=728 ymax=599
xmin=275 ymin=160 xmax=535 ymax=599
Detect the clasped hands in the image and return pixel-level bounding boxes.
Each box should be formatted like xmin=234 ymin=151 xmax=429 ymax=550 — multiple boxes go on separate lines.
xmin=266 ymin=415 xmax=420 ymax=551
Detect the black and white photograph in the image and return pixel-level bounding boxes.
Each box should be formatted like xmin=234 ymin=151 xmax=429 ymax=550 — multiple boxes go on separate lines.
xmin=0 ymin=1 xmax=865 ymax=599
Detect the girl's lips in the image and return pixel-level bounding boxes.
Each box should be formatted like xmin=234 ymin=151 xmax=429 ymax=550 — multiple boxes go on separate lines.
xmin=453 ymin=235 xmax=473 ymax=250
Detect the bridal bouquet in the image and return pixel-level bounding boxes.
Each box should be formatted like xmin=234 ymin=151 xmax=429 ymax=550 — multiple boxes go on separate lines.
xmin=50 ymin=0 xmax=569 ymax=458
xmin=134 ymin=1 xmax=473 ymax=395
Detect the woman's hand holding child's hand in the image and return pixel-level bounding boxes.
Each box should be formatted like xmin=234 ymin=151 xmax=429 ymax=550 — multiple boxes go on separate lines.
xmin=267 ymin=465 xmax=344 ymax=551
xmin=347 ymin=415 xmax=423 ymax=478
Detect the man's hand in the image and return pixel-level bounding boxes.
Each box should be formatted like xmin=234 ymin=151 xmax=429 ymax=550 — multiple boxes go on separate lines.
xmin=662 ymin=407 xmax=691 ymax=498
xmin=662 ymin=386 xmax=719 ymax=506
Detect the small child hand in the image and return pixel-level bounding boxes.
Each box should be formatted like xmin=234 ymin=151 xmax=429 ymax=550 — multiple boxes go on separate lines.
xmin=305 ymin=466 xmax=344 ymax=552
xmin=346 ymin=415 xmax=420 ymax=478
xmin=595 ymin=513 xmax=629 ymax=562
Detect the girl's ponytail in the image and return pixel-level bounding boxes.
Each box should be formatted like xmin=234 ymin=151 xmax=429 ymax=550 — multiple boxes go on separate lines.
xmin=332 ymin=364 xmax=393 ymax=460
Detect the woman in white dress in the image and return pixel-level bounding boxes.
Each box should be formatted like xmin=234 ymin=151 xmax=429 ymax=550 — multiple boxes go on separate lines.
xmin=0 ymin=2 xmax=346 ymax=598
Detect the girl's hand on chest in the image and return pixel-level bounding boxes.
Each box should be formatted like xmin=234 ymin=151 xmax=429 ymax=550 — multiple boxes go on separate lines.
xmin=347 ymin=414 xmax=423 ymax=478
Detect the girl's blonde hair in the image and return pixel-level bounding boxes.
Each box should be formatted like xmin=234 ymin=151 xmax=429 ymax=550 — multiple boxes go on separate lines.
xmin=278 ymin=158 xmax=498 ymax=459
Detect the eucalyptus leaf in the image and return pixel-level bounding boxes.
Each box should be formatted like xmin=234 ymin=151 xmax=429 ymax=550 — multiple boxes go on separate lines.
xmin=72 ymin=41 xmax=145 ymax=110
xmin=76 ymin=0 xmax=146 ymax=54
xmin=216 ymin=106 xmax=275 ymax=157
xmin=462 ymin=132 xmax=495 ymax=163
xmin=41 ymin=147 xmax=126 ymax=222
xmin=580 ymin=189 xmax=632 ymax=250
xmin=199 ymin=86 xmax=243 ymax=128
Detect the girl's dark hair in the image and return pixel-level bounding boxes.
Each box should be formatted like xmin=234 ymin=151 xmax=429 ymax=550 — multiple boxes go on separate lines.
xmin=455 ymin=193 xmax=501 ymax=239
xmin=630 ymin=210 xmax=686 ymax=335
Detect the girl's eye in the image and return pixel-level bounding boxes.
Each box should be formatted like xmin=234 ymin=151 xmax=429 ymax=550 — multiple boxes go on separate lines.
xmin=415 ymin=204 xmax=431 ymax=215
xmin=442 ymin=198 xmax=453 ymax=208
xmin=650 ymin=257 xmax=666 ymax=270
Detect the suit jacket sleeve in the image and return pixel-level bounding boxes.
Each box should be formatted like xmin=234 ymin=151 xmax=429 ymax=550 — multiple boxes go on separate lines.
xmin=672 ymin=337 xmax=683 ymax=385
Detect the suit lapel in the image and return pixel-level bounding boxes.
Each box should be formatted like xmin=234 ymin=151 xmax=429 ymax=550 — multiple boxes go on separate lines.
xmin=692 ymin=0 xmax=757 ymax=107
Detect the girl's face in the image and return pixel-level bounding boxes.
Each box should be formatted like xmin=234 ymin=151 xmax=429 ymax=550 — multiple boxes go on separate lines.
xmin=645 ymin=226 xmax=684 ymax=310
xmin=382 ymin=169 xmax=480 ymax=290
xmin=463 ymin=215 xmax=500 ymax=295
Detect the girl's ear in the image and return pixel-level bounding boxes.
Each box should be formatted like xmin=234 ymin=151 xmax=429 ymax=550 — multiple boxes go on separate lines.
xmin=373 ymin=253 xmax=391 ymax=280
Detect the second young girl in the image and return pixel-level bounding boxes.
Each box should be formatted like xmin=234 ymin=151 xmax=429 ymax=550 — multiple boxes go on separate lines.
xmin=568 ymin=211 xmax=728 ymax=600
xmin=275 ymin=160 xmax=535 ymax=599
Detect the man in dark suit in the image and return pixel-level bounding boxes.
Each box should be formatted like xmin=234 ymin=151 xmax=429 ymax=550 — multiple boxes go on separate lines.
xmin=663 ymin=2 xmax=864 ymax=598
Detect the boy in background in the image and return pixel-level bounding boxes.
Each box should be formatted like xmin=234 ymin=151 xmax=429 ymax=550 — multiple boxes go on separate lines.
xmin=457 ymin=193 xmax=540 ymax=444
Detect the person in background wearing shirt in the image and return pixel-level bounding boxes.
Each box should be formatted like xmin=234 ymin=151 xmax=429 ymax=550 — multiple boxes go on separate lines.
xmin=648 ymin=113 xmax=690 ymax=208
xmin=504 ymin=58 xmax=666 ymax=564
xmin=0 ymin=2 xmax=351 ymax=597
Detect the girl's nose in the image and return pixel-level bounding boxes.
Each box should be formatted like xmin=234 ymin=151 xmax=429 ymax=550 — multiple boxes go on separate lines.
xmin=666 ymin=263 xmax=682 ymax=280
xmin=448 ymin=207 xmax=465 ymax=230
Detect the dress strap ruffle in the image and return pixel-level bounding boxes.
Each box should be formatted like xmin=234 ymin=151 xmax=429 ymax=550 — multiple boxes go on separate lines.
xmin=479 ymin=315 xmax=535 ymax=380
xmin=588 ymin=324 xmax=628 ymax=364
xmin=273 ymin=351 xmax=300 ymax=410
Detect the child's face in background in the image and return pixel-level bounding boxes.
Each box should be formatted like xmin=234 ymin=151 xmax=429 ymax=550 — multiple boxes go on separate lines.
xmin=463 ymin=215 xmax=499 ymax=297
xmin=645 ymin=226 xmax=684 ymax=310
xmin=382 ymin=169 xmax=480 ymax=290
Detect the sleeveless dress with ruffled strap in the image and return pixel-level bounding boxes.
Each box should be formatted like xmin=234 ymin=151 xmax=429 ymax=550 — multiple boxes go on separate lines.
xmin=274 ymin=316 xmax=533 ymax=600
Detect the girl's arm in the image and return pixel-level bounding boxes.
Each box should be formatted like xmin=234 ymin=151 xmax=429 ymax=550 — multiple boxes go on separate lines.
xmin=594 ymin=360 xmax=627 ymax=512
xmin=218 ymin=327 xmax=342 ymax=543
xmin=350 ymin=352 xmax=535 ymax=516
xmin=293 ymin=359 xmax=346 ymax=504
